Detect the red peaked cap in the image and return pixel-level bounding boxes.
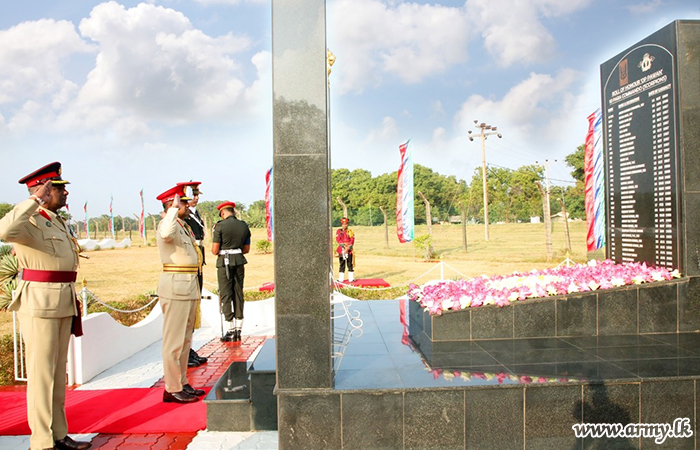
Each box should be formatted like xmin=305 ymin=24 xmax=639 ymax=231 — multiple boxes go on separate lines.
xmin=341 ymin=217 xmax=349 ymax=224
xmin=217 ymin=201 xmax=236 ymax=211
xmin=177 ymin=181 xmax=203 ymax=196
xmin=18 ymin=161 xmax=70 ymax=187
xmin=156 ymin=184 xmax=191 ymax=204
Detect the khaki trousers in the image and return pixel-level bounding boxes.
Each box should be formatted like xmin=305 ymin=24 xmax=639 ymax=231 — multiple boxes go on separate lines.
xmin=159 ymin=298 xmax=197 ymax=393
xmin=18 ymin=313 xmax=72 ymax=450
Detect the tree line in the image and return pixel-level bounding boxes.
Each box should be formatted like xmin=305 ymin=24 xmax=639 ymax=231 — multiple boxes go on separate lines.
xmin=330 ymin=145 xmax=586 ymax=227
xmin=0 ymin=145 xmax=587 ymax=230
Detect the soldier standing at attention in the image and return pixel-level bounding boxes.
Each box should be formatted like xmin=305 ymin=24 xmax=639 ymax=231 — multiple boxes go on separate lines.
xmin=336 ymin=217 xmax=355 ymax=283
xmin=155 ymin=185 xmax=206 ymax=404
xmin=178 ymin=181 xmax=207 ymax=368
xmin=0 ymin=162 xmax=91 ymax=450
xmin=211 ymin=201 xmax=251 ymax=342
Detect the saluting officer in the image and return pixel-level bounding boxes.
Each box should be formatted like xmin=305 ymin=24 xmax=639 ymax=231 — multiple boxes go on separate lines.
xmin=155 ymin=185 xmax=206 ymax=404
xmin=0 ymin=162 xmax=91 ymax=450
xmin=211 ymin=201 xmax=251 ymax=342
xmin=178 ymin=181 xmax=207 ymax=368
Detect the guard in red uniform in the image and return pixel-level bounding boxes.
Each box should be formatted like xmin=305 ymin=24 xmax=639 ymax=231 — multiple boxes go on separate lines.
xmin=335 ymin=217 xmax=355 ymax=282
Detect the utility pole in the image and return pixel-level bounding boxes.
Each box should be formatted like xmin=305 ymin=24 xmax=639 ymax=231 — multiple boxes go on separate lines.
xmin=535 ymin=159 xmax=557 ymax=234
xmin=468 ymin=120 xmax=502 ymax=242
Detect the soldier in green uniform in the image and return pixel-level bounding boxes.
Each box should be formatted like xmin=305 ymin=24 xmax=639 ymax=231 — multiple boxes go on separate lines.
xmin=0 ymin=162 xmax=91 ymax=450
xmin=211 ymin=201 xmax=251 ymax=342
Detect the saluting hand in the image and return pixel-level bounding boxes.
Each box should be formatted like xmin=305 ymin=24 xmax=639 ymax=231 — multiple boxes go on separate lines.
xmin=33 ymin=181 xmax=53 ymax=206
xmin=172 ymin=194 xmax=181 ymax=210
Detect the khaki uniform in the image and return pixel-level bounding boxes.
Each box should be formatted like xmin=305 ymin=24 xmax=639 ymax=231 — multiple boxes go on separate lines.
xmin=156 ymin=207 xmax=201 ymax=393
xmin=0 ymin=198 xmax=79 ymax=450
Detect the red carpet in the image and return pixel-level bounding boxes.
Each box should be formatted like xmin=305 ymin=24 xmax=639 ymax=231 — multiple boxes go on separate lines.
xmin=260 ymin=278 xmax=389 ymax=291
xmin=0 ymin=387 xmax=210 ymax=435
xmin=337 ymin=278 xmax=390 ymax=288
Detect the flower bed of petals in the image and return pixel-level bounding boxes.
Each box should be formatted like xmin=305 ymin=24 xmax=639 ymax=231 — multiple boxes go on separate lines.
xmin=425 ymin=366 xmax=586 ymax=386
xmin=407 ymin=260 xmax=681 ymax=316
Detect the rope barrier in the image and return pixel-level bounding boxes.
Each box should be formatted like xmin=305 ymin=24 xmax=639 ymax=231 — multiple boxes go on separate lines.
xmin=82 ymin=289 xmax=160 ymax=313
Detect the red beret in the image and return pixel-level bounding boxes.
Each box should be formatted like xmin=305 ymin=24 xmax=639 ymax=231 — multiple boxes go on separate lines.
xmin=217 ymin=201 xmax=236 ymax=211
xmin=156 ymin=185 xmax=191 ymax=204
xmin=19 ymin=161 xmax=70 ymax=187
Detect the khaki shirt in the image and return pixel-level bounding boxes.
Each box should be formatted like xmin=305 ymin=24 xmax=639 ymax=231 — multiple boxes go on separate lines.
xmin=0 ymin=199 xmax=79 ymax=318
xmin=156 ymin=207 xmax=201 ymax=301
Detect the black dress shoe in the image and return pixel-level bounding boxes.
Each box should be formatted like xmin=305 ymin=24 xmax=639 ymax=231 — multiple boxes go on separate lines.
xmin=187 ymin=354 xmax=200 ymax=367
xmin=221 ymin=330 xmax=235 ymax=342
xmin=190 ymin=348 xmax=208 ymax=364
xmin=163 ymin=390 xmax=199 ymax=403
xmin=183 ymin=383 xmax=206 ymax=396
xmin=54 ymin=436 xmax=92 ymax=450
xmin=234 ymin=329 xmax=241 ymax=342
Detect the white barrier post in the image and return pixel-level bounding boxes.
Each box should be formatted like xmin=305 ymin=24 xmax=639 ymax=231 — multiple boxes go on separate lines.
xmin=81 ymin=279 xmax=88 ymax=316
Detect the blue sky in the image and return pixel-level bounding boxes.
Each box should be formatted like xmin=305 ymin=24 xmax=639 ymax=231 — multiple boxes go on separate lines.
xmin=0 ymin=0 xmax=698 ymax=217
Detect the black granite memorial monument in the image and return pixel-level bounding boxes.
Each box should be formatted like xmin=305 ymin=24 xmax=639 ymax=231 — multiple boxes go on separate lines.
xmin=204 ymin=16 xmax=700 ymax=450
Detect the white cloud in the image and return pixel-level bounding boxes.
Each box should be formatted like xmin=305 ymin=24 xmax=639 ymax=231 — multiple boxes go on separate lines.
xmin=626 ymin=0 xmax=664 ymax=14
xmin=367 ymin=116 xmax=399 ymax=142
xmin=193 ymin=0 xmax=266 ymax=4
xmin=467 ymin=0 xmax=591 ymax=67
xmin=455 ymin=69 xmax=582 ymax=133
xmin=431 ymin=101 xmax=446 ymax=118
xmin=328 ymin=0 xmax=472 ymax=93
xmin=328 ymin=0 xmax=592 ymax=92
xmin=69 ymin=1 xmax=254 ymax=129
xmin=0 ymin=2 xmax=268 ymax=142
xmin=432 ymin=126 xmax=446 ymax=142
xmin=0 ymin=19 xmax=93 ymax=104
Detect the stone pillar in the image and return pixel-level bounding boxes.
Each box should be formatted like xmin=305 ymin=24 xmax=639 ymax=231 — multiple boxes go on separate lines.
xmin=272 ymin=0 xmax=331 ymax=391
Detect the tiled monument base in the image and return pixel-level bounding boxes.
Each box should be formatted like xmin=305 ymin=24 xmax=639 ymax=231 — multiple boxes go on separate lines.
xmin=409 ymin=277 xmax=700 ymax=342
xmin=276 ymin=293 xmax=700 ymax=449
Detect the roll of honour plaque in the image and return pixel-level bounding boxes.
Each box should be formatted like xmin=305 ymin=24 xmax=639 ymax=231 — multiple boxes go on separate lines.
xmin=601 ymin=24 xmax=681 ymax=271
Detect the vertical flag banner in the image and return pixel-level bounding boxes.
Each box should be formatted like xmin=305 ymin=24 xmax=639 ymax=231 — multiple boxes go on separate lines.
xmin=109 ymin=195 xmax=115 ymax=238
xmin=584 ymin=109 xmax=606 ymax=251
xmin=84 ymin=202 xmax=90 ymax=236
xmin=396 ymin=140 xmax=414 ymax=243
xmin=265 ymin=167 xmax=274 ymax=241
xmin=139 ymin=189 xmax=145 ymax=239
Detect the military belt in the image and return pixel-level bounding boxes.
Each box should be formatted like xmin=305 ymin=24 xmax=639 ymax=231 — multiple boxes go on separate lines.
xmin=21 ymin=269 xmax=77 ymax=283
xmin=162 ymin=264 xmax=199 ymax=274
xmin=218 ymin=249 xmax=242 ymax=255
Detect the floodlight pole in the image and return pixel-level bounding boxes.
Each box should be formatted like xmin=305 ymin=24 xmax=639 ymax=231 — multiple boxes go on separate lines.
xmin=468 ymin=121 xmax=502 ymax=242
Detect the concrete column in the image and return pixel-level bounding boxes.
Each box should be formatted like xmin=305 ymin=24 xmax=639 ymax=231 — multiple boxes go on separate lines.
xmin=272 ymin=0 xmax=332 ymax=391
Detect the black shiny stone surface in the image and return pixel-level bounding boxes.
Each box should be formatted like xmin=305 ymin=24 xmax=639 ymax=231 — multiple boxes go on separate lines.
xmin=333 ymin=299 xmax=700 ymax=390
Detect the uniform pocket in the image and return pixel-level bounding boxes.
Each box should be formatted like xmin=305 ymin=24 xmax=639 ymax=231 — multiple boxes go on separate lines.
xmin=25 ymin=284 xmax=62 ymax=311
xmin=172 ymin=273 xmax=194 ymax=296
xmin=42 ymin=228 xmax=69 ymax=256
